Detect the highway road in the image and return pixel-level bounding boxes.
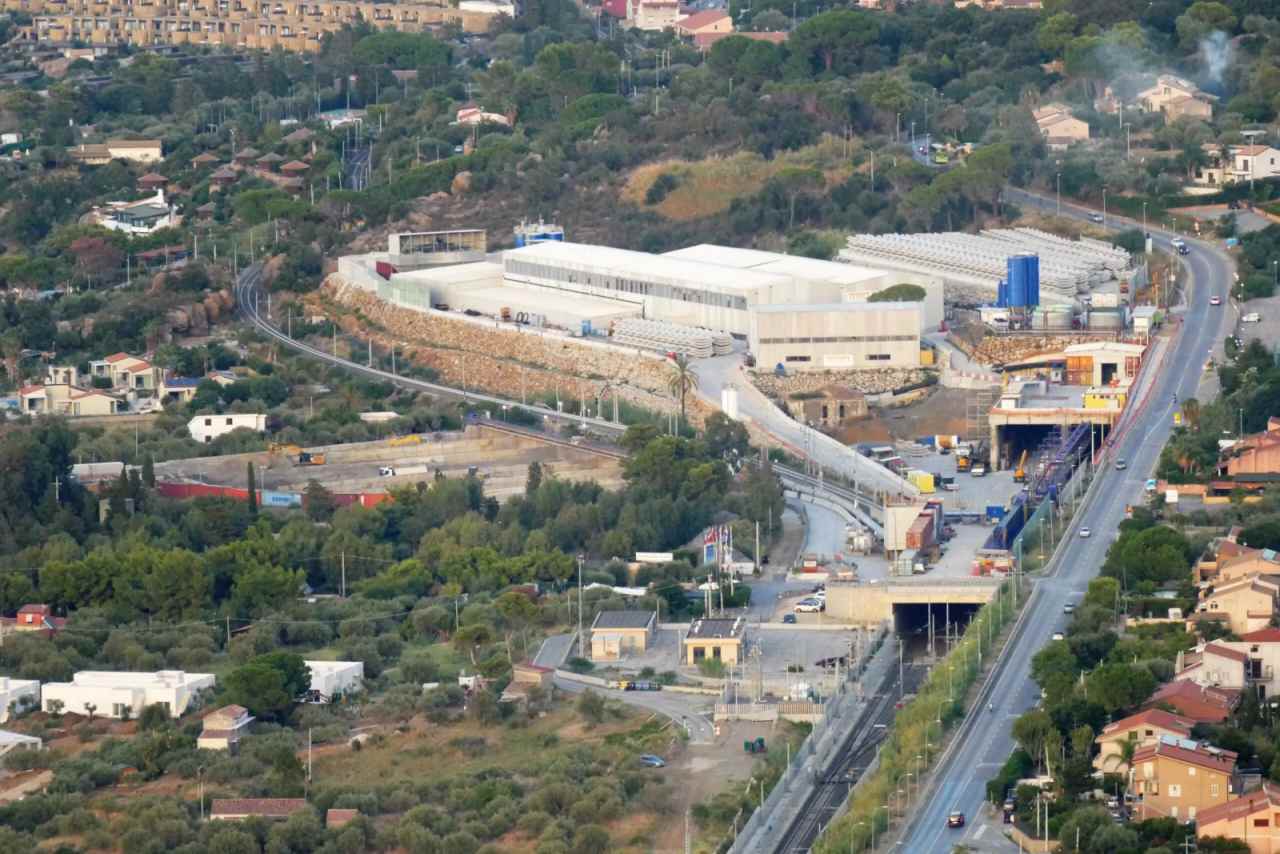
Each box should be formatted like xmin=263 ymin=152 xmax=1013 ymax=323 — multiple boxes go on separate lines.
xmin=898 ymin=190 xmax=1236 ymax=853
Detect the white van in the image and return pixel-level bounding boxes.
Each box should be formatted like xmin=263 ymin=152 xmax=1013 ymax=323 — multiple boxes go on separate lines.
xmin=1243 ymin=312 xmax=1262 ymax=323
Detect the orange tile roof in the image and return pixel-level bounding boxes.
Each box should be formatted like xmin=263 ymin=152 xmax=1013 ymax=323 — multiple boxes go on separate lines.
xmin=1198 ymin=781 xmax=1280 ymax=826
xmin=1100 ymin=708 xmax=1195 ymax=738
xmin=1204 ymin=642 xmax=1249 ymax=663
xmin=1241 ymin=627 xmax=1280 ymax=643
xmin=1131 ymin=738 xmax=1236 ymax=775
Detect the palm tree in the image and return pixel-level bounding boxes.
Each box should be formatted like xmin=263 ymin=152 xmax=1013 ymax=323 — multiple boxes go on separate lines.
xmin=1103 ymin=737 xmax=1139 ymax=779
xmin=667 ymin=354 xmax=699 ymax=431
xmin=1181 ymin=398 xmax=1201 ymax=431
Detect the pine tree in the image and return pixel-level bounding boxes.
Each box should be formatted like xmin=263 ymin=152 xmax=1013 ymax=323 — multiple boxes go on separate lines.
xmin=247 ymin=461 xmax=258 ymax=516
xmin=142 ymin=455 xmax=155 ymax=488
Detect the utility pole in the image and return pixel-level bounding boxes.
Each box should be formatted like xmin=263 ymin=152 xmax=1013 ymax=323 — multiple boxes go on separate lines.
xmin=340 ymin=551 xmax=346 ymax=598
xmin=577 ymin=553 xmax=585 ymax=657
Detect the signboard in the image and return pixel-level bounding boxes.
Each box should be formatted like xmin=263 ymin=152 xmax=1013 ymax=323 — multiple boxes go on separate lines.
xmin=634 ymin=552 xmax=674 ymax=564
xmin=261 ymin=490 xmax=302 ymax=508
xmin=1091 ymin=292 xmax=1119 ymax=309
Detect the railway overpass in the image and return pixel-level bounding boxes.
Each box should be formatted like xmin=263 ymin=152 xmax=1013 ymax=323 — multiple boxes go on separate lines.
xmin=825 ymin=576 xmax=1001 ymax=630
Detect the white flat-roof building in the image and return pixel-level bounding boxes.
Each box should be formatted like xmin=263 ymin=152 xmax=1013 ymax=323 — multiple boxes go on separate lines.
xmin=0 ymin=729 xmax=41 ymax=756
xmin=0 ymin=677 xmax=40 ymax=723
xmin=750 ymin=303 xmax=922 ymax=372
xmin=188 ymin=413 xmax=267 ymax=444
xmin=663 ymin=244 xmax=944 ymax=331
xmin=503 ymin=240 xmax=800 ymax=337
xmin=41 ymin=670 xmax=214 ymax=719
xmin=304 ymin=661 xmax=363 ymax=701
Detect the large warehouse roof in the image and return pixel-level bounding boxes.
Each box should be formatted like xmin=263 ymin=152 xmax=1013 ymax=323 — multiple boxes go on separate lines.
xmin=503 ymin=240 xmax=793 ymax=293
xmin=390 ymin=261 xmax=503 ymax=287
xmin=752 ymin=301 xmax=920 ymax=315
xmin=662 ymin=244 xmax=888 ymax=288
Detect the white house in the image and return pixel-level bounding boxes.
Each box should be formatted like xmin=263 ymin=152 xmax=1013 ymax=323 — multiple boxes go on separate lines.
xmin=188 ymin=413 xmax=268 ymax=444
xmin=41 ymin=670 xmax=215 ymax=719
xmin=0 ymin=677 xmax=40 ymax=723
xmin=304 ymin=661 xmax=363 ymax=701
xmin=0 ymin=729 xmax=41 ymax=757
xmin=93 ymin=189 xmax=179 ymax=236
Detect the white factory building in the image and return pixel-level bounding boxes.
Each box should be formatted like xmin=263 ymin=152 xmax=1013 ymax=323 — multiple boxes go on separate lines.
xmin=41 ymin=670 xmax=215 ymax=719
xmin=340 ymin=235 xmax=948 ymax=371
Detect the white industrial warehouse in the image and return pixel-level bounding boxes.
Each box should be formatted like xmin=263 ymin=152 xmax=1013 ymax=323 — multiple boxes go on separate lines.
xmin=340 ymin=234 xmax=953 ymax=372
xmin=839 ymin=227 xmax=1134 ymax=306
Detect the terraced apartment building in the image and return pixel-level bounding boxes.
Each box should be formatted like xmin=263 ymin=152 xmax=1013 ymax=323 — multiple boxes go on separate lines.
xmin=2 ymin=0 xmax=512 ymax=52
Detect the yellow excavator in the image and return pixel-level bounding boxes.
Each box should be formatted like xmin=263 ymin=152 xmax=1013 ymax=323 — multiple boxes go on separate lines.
xmin=1013 ymin=450 xmax=1029 ymax=483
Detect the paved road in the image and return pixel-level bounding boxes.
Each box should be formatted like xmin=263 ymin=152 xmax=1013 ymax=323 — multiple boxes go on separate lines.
xmin=899 ymin=190 xmax=1236 ymax=853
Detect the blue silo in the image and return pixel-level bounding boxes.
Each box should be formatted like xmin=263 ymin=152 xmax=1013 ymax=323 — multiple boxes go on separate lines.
xmin=997 ymin=279 xmax=1009 ymax=308
xmin=1006 ymin=254 xmax=1041 ymax=308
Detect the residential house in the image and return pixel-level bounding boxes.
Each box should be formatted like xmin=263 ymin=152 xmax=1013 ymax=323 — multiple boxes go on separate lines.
xmin=628 ymin=0 xmax=679 ymax=30
xmin=1222 ymin=420 xmax=1280 ymax=480
xmin=0 ymin=678 xmax=40 ymax=723
xmin=0 ymin=730 xmax=42 ymax=756
xmin=1199 ymin=575 xmax=1279 ymax=636
xmin=197 ymin=704 xmax=253 ymax=752
xmin=42 ymin=670 xmax=215 ymax=719
xmin=1203 ymin=548 xmax=1280 ymax=586
xmin=89 ymin=353 xmax=162 ymax=393
xmin=160 ymin=375 xmax=204 ymax=406
xmin=1032 ymin=103 xmax=1090 ymax=149
xmin=1196 ymin=780 xmax=1280 ymax=854
xmin=188 ymin=413 xmax=268 ymax=444
xmin=675 ymin=9 xmax=732 ymax=39
xmin=590 ymin=610 xmax=657 ymax=660
xmin=453 ymin=105 xmax=511 ymax=128
xmin=3 ymin=604 xmax=67 ymax=638
xmin=1138 ymin=74 xmax=1215 ymax=121
xmin=1174 ymin=642 xmax=1249 ymax=691
xmin=326 ymin=809 xmax=359 ymax=828
xmin=785 ymin=384 xmax=869 ymax=429
xmin=45 ymin=364 xmax=80 ymax=386
xmin=94 ymin=189 xmax=178 ymax=236
xmin=1093 ymin=708 xmax=1196 ymax=774
xmin=19 ymin=384 xmax=125 ymax=416
xmin=1195 ymin=144 xmax=1280 ymax=187
xmin=210 ymin=799 xmax=310 ymax=821
xmin=303 ymin=661 xmax=363 ymax=702
xmin=1131 ymin=735 xmax=1237 ymax=822
xmin=191 ymin=152 xmax=219 ymax=169
xmin=1144 ymin=679 xmax=1240 ymax=724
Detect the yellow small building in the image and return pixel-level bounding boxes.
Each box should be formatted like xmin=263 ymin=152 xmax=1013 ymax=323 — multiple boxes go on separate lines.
xmin=683 ymin=618 xmax=744 ymax=667
xmin=590 ymin=610 xmax=656 ymax=661
xmin=1083 ymin=386 xmax=1128 ymax=410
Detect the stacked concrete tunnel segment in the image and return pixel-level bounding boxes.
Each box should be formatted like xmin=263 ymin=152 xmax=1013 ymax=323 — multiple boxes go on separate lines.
xmin=839 ymin=227 xmax=1134 ymax=306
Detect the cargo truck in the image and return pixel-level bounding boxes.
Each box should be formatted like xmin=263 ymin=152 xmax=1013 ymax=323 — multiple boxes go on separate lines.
xmin=297 ymin=451 xmax=326 ymax=466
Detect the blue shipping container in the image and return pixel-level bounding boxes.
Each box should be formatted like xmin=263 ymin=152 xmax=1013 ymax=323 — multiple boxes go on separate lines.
xmin=985 ymin=504 xmax=1005 ymax=521
xmin=261 ymin=490 xmax=302 ymax=508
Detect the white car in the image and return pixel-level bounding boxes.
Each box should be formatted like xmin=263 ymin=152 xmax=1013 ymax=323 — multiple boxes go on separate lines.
xmin=1210 ymin=296 xmax=1222 ymax=306
xmin=1079 ymin=527 xmax=1092 ymax=538
xmin=1243 ymin=312 xmax=1261 ymax=323
xmin=1088 ymin=213 xmax=1104 ymax=224
xmin=1063 ymin=603 xmax=1075 ymax=615
xmin=794 ymin=599 xmax=823 ymax=613
xmin=1052 ymin=632 xmax=1065 ymax=641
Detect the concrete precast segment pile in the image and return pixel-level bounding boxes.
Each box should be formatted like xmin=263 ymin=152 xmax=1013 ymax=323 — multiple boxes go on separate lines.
xmin=840 ymin=229 xmax=1133 ymax=307
xmin=611 ymin=318 xmax=733 ymax=358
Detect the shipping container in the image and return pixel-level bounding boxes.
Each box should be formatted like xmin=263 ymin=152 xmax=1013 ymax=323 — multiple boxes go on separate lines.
xmin=908 ymin=470 xmax=935 ymax=493
xmin=375 ymin=261 xmax=396 ymax=280
xmin=905 ymin=513 xmax=935 ymax=551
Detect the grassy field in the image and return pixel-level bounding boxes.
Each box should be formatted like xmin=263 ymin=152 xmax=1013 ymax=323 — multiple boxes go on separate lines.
xmin=621 ymin=136 xmax=855 ymax=221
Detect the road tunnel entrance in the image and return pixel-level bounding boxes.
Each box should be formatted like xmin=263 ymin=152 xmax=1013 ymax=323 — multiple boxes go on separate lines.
xmin=893 ymin=601 xmax=983 ymax=658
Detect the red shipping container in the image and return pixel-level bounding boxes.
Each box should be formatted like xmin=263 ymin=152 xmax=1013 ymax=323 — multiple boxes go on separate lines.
xmin=375 ymin=261 xmax=396 ymax=280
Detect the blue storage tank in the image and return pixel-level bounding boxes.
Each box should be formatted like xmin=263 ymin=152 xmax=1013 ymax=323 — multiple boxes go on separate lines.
xmin=1006 ymin=253 xmax=1041 ymax=308
xmin=996 ymin=279 xmax=1009 ymax=308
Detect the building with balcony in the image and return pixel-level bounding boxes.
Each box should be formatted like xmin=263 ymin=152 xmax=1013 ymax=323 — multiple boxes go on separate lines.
xmin=1196 ymin=781 xmax=1280 ymax=854
xmin=6 ymin=0 xmax=509 ymax=52
xmin=1093 ymin=708 xmax=1196 ymax=774
xmin=1131 ymin=736 xmax=1237 ymax=822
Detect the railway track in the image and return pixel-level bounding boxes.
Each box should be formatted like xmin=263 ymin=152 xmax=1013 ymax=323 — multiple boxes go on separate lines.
xmin=234 ymin=264 xmax=628 ymax=436
xmin=774 ymin=661 xmax=926 ymax=853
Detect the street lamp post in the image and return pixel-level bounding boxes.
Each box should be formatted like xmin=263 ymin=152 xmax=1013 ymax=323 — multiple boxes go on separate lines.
xmin=1102 ymin=186 xmax=1107 ymax=227
xmin=1056 ymin=172 xmax=1061 ymax=216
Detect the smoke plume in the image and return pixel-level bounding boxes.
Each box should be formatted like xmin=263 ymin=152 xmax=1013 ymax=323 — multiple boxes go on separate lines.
xmin=1199 ymin=31 xmax=1232 ymax=85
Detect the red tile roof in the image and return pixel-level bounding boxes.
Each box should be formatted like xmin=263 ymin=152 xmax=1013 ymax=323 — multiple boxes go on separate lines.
xmin=210 ymin=799 xmax=308 ymax=818
xmin=601 ymin=0 xmax=627 ymax=17
xmin=1131 ymin=738 xmax=1237 ymax=775
xmin=1198 ymin=780 xmax=1280 ymax=827
xmin=1100 ymin=708 xmax=1195 ymax=739
xmin=1204 ymin=642 xmax=1249 ymax=663
xmin=677 ymin=9 xmax=729 ymax=30
xmin=1241 ymin=627 xmax=1280 ymax=642
xmin=1144 ymin=680 xmax=1240 ymax=723
xmin=326 ymin=808 xmax=358 ymax=828
xmin=104 ymin=352 xmax=132 ymax=363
